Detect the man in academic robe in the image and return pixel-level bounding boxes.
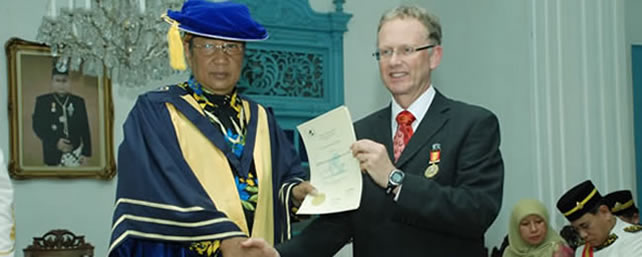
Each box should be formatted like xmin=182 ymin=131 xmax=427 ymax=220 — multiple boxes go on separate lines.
xmin=108 ymin=1 xmax=313 ymax=257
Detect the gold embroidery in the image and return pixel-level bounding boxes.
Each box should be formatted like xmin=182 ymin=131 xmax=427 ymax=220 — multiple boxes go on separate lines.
xmin=612 ymin=200 xmax=634 ymax=213
xmin=624 ymin=224 xmax=642 ymax=233
xmin=594 ymin=233 xmax=617 ymax=251
xmin=189 ymin=240 xmax=221 ymax=256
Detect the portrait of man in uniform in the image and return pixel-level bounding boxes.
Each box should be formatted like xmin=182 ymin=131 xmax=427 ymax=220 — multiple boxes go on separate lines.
xmin=5 ymin=38 xmax=115 ymax=179
xmin=32 ymin=58 xmax=92 ymax=167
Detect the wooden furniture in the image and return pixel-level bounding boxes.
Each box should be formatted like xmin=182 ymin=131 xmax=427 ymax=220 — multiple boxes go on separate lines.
xmin=23 ymin=229 xmax=94 ymax=257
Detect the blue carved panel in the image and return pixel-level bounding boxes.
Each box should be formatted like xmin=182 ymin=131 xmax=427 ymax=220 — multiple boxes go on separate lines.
xmin=233 ymin=0 xmax=351 ymax=167
xmin=234 ymin=0 xmax=351 ymax=121
xmin=239 ymin=48 xmax=324 ymax=98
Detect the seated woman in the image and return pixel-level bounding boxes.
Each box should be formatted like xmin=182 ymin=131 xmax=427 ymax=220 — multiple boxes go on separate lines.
xmin=503 ymin=199 xmax=573 ymax=257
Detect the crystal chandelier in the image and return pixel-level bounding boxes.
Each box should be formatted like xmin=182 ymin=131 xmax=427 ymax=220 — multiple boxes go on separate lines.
xmin=37 ymin=0 xmax=184 ymax=87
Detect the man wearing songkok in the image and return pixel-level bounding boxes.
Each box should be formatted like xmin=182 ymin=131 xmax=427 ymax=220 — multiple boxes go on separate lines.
xmin=556 ymin=180 xmax=642 ymax=257
xmin=32 ymin=59 xmax=91 ymax=166
xmin=108 ymin=1 xmax=313 ymax=256
xmin=605 ymin=190 xmax=640 ymax=225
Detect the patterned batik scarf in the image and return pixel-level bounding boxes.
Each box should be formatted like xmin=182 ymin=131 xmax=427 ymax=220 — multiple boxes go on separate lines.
xmin=179 ymin=77 xmax=259 ymax=257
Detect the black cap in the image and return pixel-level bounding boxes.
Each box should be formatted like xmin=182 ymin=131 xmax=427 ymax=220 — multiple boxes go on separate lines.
xmin=52 ymin=58 xmax=69 ymax=76
xmin=605 ymin=190 xmax=637 ymax=215
xmin=557 ymin=180 xmax=603 ymax=222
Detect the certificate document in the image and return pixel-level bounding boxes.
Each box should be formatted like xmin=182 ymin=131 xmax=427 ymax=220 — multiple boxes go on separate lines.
xmin=296 ymin=106 xmax=362 ymax=214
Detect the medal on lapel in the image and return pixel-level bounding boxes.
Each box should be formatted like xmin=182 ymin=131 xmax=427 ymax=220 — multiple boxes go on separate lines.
xmin=424 ymin=143 xmax=441 ymax=178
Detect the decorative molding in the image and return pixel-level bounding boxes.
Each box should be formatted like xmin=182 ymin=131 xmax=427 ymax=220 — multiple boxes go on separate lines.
xmin=239 ymin=0 xmax=351 ymax=32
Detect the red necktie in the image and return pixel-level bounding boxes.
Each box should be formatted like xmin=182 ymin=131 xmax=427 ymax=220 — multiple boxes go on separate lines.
xmin=393 ymin=110 xmax=415 ymax=162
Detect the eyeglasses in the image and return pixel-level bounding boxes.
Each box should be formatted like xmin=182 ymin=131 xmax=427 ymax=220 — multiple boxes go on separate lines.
xmin=372 ymin=44 xmax=435 ymax=61
xmin=191 ymin=42 xmax=244 ymax=56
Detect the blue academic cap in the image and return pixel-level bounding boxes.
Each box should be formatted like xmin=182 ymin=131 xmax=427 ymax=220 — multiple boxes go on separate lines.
xmin=166 ymin=0 xmax=268 ymax=41
xmin=162 ymin=0 xmax=268 ymax=70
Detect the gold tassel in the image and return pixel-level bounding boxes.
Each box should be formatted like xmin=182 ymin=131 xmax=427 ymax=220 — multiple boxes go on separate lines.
xmin=167 ymin=19 xmax=187 ymax=70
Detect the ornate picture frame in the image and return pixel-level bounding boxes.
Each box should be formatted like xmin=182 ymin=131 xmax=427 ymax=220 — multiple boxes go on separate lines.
xmin=5 ymin=38 xmax=115 ymax=179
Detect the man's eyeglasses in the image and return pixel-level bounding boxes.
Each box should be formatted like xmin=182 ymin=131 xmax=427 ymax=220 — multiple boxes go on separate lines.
xmin=372 ymin=44 xmax=435 ymax=61
xmin=192 ymin=43 xmax=244 ymax=56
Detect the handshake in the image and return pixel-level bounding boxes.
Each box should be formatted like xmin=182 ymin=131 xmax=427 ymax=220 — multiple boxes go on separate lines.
xmin=220 ymin=237 xmax=280 ymax=257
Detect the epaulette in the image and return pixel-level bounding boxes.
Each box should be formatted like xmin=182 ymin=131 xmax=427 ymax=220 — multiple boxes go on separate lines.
xmin=624 ymin=224 xmax=642 ymax=233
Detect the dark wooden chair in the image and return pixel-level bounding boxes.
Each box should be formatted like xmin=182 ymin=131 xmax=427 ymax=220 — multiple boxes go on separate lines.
xmin=23 ymin=229 xmax=94 ymax=257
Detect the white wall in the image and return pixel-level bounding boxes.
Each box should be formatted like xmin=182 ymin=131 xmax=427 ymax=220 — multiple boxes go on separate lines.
xmin=0 ymin=2 xmax=113 ymax=257
xmin=1 ymin=0 xmax=641 ymax=256
xmin=0 ymin=1 xmax=181 ymax=256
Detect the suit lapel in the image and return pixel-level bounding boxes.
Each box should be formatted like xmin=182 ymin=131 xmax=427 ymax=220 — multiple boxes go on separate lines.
xmin=369 ymin=105 xmax=395 ymax=161
xmin=395 ymin=91 xmax=450 ymax=167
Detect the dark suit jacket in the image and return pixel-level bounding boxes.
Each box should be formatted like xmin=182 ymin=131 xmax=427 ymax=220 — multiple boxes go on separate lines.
xmin=277 ymin=91 xmax=504 ymax=257
xmin=32 ymin=93 xmax=91 ymax=166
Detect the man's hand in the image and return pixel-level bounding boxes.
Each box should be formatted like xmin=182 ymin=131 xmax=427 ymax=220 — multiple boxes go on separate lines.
xmin=291 ymin=181 xmax=317 ymax=207
xmin=220 ymin=237 xmax=280 ymax=257
xmin=241 ymin=238 xmax=280 ymax=257
xmin=220 ymin=236 xmax=246 ymax=257
xmin=56 ymin=138 xmax=73 ymax=153
xmin=351 ymin=139 xmax=396 ymax=188
xmin=78 ymin=155 xmax=87 ymax=165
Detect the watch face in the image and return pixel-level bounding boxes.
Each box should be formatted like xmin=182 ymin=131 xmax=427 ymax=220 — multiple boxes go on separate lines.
xmin=391 ymin=172 xmax=404 ymax=183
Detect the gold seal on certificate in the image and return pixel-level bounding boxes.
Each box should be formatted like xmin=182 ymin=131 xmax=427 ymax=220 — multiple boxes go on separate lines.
xmin=312 ymin=193 xmax=326 ymax=206
xmin=295 ymin=106 xmax=362 ymax=215
xmin=424 ymin=164 xmax=439 ymax=178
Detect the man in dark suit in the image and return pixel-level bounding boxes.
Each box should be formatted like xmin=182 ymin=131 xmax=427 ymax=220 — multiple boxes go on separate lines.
xmin=271 ymin=4 xmax=504 ymax=257
xmin=32 ymin=60 xmax=91 ymax=166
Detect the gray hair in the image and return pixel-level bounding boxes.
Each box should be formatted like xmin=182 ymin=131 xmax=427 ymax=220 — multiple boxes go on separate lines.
xmin=377 ymin=5 xmax=442 ymax=45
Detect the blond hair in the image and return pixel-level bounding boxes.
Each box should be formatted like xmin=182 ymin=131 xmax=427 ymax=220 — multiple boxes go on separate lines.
xmin=377 ymin=5 xmax=442 ymax=45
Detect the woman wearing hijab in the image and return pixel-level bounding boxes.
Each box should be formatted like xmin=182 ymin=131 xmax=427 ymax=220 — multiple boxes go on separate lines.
xmin=503 ymin=199 xmax=573 ymax=257
xmin=0 ymin=149 xmax=14 ymax=257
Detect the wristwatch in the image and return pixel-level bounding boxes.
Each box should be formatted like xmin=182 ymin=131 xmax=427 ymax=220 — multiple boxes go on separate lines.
xmin=386 ymin=169 xmax=405 ymax=194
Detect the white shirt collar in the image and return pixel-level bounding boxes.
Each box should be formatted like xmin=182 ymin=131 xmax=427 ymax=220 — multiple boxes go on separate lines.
xmin=391 ymin=85 xmax=436 ymax=137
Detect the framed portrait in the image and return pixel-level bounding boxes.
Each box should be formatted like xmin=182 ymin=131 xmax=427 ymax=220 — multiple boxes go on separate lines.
xmin=5 ymin=38 xmax=115 ymax=179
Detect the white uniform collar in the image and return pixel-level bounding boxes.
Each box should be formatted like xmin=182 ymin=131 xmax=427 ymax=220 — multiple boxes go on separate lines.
xmin=391 ymin=85 xmax=436 ymax=137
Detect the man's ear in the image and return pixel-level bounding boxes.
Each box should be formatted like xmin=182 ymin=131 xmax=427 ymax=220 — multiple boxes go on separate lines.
xmin=599 ymin=205 xmax=611 ymax=215
xmin=429 ymin=45 xmax=443 ymax=70
xmin=183 ymin=40 xmax=191 ymax=59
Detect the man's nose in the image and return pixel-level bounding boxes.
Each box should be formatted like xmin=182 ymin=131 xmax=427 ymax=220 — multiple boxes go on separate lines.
xmin=388 ymin=51 xmax=402 ymax=65
xmin=211 ymin=51 xmax=229 ymax=63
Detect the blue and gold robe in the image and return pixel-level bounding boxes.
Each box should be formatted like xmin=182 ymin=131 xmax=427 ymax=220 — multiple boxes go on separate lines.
xmin=109 ymin=85 xmax=306 ymax=256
